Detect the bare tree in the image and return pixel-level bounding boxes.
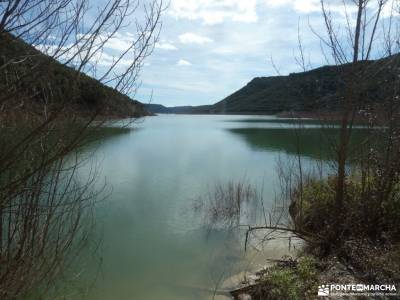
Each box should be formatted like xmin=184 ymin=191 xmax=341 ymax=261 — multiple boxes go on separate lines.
xmin=314 ymin=0 xmax=400 ymax=244
xmin=0 ymin=0 xmax=164 ymax=298
xmin=197 ymin=0 xmax=400 ymax=257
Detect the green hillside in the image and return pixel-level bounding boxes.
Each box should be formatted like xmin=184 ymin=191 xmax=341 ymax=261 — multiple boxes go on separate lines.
xmin=151 ymin=55 xmax=399 ymax=115
xmin=209 ymin=56 xmax=398 ymax=114
xmin=212 ymin=65 xmax=343 ymax=114
xmin=144 ymin=103 xmax=211 ymax=114
xmin=0 ymin=32 xmax=148 ymax=118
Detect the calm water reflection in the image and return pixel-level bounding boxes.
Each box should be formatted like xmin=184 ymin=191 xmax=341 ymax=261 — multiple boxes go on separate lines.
xmin=67 ymin=115 xmax=358 ymax=300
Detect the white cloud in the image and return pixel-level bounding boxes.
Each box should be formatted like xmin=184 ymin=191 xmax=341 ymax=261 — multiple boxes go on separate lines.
xmin=265 ymin=0 xmax=359 ymax=15
xmin=101 ymin=32 xmax=135 ymax=51
xmin=380 ymin=0 xmax=399 ymax=18
xmin=177 ymin=59 xmax=192 ymax=66
xmin=265 ymin=0 xmax=320 ymax=13
xmin=293 ymin=0 xmax=320 ymax=13
xmin=170 ymin=0 xmax=258 ymax=25
xmin=35 ymin=34 xmax=136 ymax=68
xmin=155 ymin=42 xmax=178 ymax=50
xmin=265 ymin=0 xmax=399 ymax=20
xmin=179 ymin=32 xmax=213 ymax=44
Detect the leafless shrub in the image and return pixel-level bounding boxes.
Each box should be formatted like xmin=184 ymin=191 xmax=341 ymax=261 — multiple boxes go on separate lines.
xmin=194 ymin=181 xmax=259 ymax=231
xmin=0 ymin=0 xmax=164 ymax=298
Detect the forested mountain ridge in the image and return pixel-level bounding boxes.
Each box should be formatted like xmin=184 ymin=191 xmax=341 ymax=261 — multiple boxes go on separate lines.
xmin=151 ymin=55 xmax=399 ymax=115
xmin=215 ymin=55 xmax=399 ymax=114
xmin=0 ymin=32 xmax=148 ymax=118
xmin=144 ymin=103 xmax=211 ymax=114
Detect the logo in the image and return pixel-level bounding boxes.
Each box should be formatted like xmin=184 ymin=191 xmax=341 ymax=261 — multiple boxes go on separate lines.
xmin=317 ymin=283 xmax=398 ymax=297
xmin=318 ymin=285 xmax=330 ymax=297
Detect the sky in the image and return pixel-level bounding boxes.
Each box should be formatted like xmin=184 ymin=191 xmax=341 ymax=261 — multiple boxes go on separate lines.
xmin=86 ymin=0 xmax=398 ymax=107
xmin=138 ymin=0 xmax=327 ymax=106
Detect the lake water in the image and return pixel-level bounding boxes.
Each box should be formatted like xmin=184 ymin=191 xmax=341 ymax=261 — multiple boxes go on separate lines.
xmin=66 ymin=114 xmax=345 ymax=300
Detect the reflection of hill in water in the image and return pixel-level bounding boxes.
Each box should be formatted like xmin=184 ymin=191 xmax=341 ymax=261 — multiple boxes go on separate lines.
xmin=228 ymin=127 xmax=366 ymax=160
xmin=224 ymin=118 xmax=340 ymax=125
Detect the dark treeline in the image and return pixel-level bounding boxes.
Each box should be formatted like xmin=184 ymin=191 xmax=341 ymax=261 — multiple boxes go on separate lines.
xmin=196 ymin=1 xmax=400 ymax=299
xmin=0 ymin=0 xmax=163 ymax=298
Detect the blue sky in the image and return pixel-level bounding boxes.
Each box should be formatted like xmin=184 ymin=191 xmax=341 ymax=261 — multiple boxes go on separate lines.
xmin=138 ymin=0 xmax=325 ymax=106
xmin=88 ymin=0 xmax=397 ymax=107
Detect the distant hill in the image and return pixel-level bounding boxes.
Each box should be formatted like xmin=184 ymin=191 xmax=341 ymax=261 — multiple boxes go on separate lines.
xmin=144 ymin=104 xmax=171 ymax=113
xmin=210 ymin=65 xmax=343 ymax=114
xmin=211 ymin=56 xmax=398 ymax=114
xmin=149 ymin=55 xmax=399 ymax=115
xmin=0 ymin=32 xmax=148 ymax=118
xmin=144 ymin=104 xmax=211 ymax=114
